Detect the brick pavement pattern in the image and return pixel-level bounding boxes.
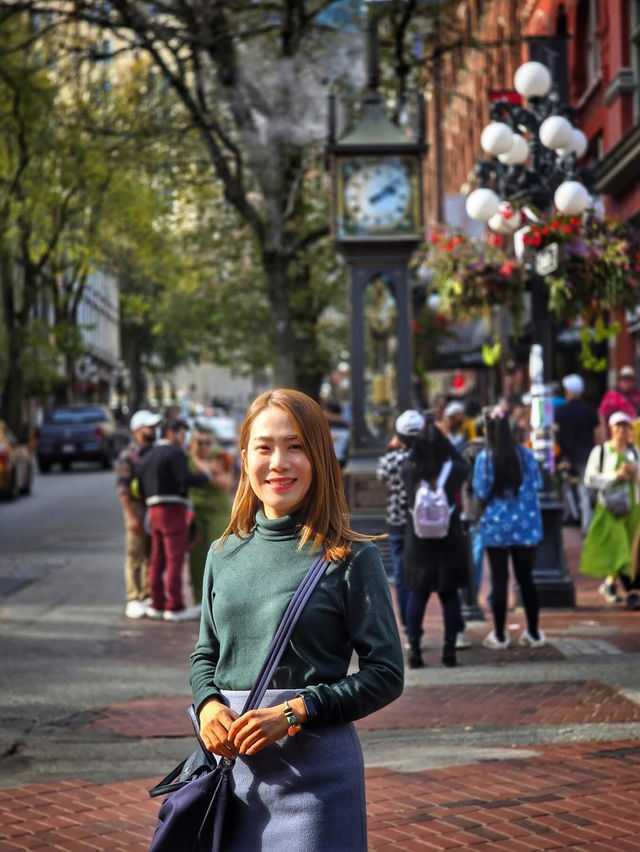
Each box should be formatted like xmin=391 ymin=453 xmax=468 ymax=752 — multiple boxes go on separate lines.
xmin=2 ymin=741 xmax=640 ymax=851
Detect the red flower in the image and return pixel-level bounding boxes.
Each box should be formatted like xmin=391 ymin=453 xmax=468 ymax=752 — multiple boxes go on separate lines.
xmin=500 ymin=261 xmax=517 ymax=277
xmin=488 ymin=233 xmax=502 ymax=246
xmin=561 ymin=225 xmax=573 ymax=233
xmin=570 ymin=218 xmax=581 ymax=227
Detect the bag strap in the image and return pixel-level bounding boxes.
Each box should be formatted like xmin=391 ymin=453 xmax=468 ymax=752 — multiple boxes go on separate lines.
xmin=241 ymin=553 xmax=329 ymax=714
xmin=437 ymin=459 xmax=453 ymax=491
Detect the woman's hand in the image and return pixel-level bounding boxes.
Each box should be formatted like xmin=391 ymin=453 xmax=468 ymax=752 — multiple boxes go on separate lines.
xmin=228 ymin=698 xmax=308 ymax=756
xmin=198 ymin=700 xmax=240 ymax=759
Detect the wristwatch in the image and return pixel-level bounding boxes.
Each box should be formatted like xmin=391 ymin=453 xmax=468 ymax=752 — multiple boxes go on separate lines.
xmin=297 ymin=691 xmax=319 ymax=721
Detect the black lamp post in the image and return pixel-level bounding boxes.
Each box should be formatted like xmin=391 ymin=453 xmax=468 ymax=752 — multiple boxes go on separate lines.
xmin=465 ymin=37 xmax=594 ymax=607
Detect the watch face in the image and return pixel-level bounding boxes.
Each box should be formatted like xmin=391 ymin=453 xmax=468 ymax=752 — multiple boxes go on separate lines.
xmin=336 ymin=156 xmax=420 ymax=238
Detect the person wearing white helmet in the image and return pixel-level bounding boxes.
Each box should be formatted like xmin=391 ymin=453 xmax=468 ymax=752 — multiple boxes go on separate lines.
xmin=376 ymin=410 xmax=424 ymax=634
xmin=115 ymin=409 xmax=161 ymax=618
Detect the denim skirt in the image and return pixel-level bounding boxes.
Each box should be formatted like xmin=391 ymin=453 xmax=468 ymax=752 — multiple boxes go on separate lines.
xmin=219 ymin=688 xmax=367 ymax=851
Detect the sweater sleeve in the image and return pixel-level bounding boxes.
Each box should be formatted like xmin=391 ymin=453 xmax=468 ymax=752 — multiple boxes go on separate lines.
xmin=584 ymin=444 xmax=619 ymax=490
xmin=303 ymin=542 xmax=404 ymax=726
xmin=190 ymin=545 xmax=225 ymax=713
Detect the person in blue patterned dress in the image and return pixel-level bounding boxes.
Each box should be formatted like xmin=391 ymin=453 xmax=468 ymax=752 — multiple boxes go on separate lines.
xmin=472 ymin=406 xmax=545 ymax=649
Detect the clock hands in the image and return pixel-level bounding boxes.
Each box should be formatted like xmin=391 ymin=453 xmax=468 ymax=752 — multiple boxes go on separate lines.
xmin=368 ymin=182 xmax=400 ymax=205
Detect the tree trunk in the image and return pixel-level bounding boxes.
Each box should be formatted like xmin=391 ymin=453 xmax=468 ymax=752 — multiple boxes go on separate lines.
xmin=0 ymin=250 xmax=27 ymax=434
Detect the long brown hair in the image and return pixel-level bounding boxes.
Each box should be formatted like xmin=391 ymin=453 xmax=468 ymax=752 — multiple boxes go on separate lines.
xmin=219 ymin=388 xmax=375 ymax=562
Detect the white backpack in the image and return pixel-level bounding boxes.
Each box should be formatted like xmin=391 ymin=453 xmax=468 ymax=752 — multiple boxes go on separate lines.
xmin=410 ymin=460 xmax=454 ymax=539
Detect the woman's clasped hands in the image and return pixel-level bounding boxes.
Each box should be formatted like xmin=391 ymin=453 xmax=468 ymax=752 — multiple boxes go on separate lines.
xmin=199 ymin=697 xmax=308 ymax=757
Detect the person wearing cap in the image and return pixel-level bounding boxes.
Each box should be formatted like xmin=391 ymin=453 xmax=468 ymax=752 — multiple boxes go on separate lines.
xmin=555 ymin=374 xmax=599 ymax=535
xmin=376 ymin=410 xmax=424 ymax=632
xmin=581 ymin=410 xmax=640 ymax=607
xmin=441 ymin=400 xmax=468 ymax=450
xmin=136 ymin=418 xmax=212 ymax=621
xmin=115 ymin=410 xmax=161 ymax=619
xmin=598 ymin=365 xmax=640 ymax=437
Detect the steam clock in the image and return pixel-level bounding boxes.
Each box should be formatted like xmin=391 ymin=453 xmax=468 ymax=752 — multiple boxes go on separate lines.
xmin=327 ymin=19 xmax=427 ymax=535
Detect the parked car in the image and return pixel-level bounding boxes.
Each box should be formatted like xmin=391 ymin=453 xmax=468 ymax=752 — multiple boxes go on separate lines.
xmin=36 ymin=404 xmax=118 ymax=472
xmin=0 ymin=421 xmax=34 ymax=499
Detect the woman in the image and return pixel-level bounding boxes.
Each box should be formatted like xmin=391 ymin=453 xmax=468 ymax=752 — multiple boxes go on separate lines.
xmin=402 ymin=417 xmax=469 ymax=669
xmin=187 ymin=423 xmax=233 ymax=607
xmin=190 ymin=389 xmax=403 ymax=851
xmin=581 ymin=410 xmax=640 ymax=605
xmin=472 ymin=407 xmax=545 ymax=649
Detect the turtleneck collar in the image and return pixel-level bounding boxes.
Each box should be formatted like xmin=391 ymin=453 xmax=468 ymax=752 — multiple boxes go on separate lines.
xmin=254 ymin=507 xmax=306 ymax=540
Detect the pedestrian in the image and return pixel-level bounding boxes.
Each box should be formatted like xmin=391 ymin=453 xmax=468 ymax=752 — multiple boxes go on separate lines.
xmin=555 ymin=374 xmax=599 ymax=534
xmin=190 ymin=388 xmax=403 ymax=850
xmin=137 ymin=417 xmax=211 ymax=621
xmin=115 ymin=409 xmax=161 ymax=619
xmin=323 ymin=399 xmax=350 ymax=468
xmin=461 ymin=416 xmax=487 ymax=601
xmin=187 ymin=423 xmax=233 ymax=610
xmin=441 ymin=400 xmax=467 ymax=450
xmin=598 ymin=365 xmax=640 ymax=436
xmin=472 ymin=406 xmax=546 ymax=649
xmin=581 ymin=411 xmax=640 ymax=607
xmin=402 ymin=416 xmax=470 ymax=668
xmin=376 ymin=409 xmax=424 ymax=632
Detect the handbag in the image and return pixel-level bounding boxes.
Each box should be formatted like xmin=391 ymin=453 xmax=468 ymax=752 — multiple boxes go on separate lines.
xmin=148 ymin=552 xmax=330 ymax=852
xmin=601 ymin=484 xmax=632 ymax=518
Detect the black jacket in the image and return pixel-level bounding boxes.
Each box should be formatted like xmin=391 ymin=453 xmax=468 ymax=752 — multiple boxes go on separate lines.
xmin=402 ymin=454 xmax=470 ymax=594
xmin=137 ymin=441 xmax=209 ymax=506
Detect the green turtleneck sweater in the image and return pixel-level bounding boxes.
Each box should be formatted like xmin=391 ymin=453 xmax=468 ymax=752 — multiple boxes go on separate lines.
xmin=190 ymin=510 xmax=403 ymax=726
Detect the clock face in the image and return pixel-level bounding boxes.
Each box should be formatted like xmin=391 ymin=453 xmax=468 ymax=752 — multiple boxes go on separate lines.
xmin=344 ymin=163 xmax=411 ymax=230
xmin=336 ymin=156 xmax=420 ymax=238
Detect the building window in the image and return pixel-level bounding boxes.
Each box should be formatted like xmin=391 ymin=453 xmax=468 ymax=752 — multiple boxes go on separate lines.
xmin=632 ymin=1 xmax=640 ymax=119
xmin=585 ymin=0 xmax=601 ymax=87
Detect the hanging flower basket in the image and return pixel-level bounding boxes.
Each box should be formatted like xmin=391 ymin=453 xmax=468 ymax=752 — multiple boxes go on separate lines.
xmin=523 ymin=214 xmax=640 ymax=370
xmin=414 ymin=229 xmax=526 ymax=332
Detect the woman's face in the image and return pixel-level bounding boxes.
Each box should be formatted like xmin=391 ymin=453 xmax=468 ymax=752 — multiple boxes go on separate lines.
xmin=243 ymin=407 xmax=313 ymax=519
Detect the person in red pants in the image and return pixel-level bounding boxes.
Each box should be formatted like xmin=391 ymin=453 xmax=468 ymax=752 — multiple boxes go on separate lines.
xmin=137 ymin=418 xmax=212 ymax=621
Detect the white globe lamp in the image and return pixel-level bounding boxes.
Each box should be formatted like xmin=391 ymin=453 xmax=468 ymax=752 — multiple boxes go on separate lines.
xmin=539 ymin=115 xmax=573 ymax=150
xmin=465 ymin=187 xmax=500 ymax=222
xmin=480 ymin=122 xmax=513 ymax=156
xmin=514 ymin=62 xmax=552 ymax=98
xmin=498 ymin=133 xmax=529 ymax=165
xmin=554 ymin=181 xmax=590 ymax=215
xmin=569 ymin=128 xmax=588 ymax=157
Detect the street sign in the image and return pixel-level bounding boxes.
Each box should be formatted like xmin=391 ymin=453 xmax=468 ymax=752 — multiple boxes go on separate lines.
xmin=535 ymin=242 xmax=559 ymax=276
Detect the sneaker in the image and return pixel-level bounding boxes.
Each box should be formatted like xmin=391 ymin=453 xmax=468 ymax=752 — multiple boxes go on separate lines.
xmin=518 ymin=629 xmax=547 ymax=648
xmin=482 ymin=630 xmax=511 ymax=650
xmin=163 ymin=606 xmax=201 ymax=622
xmin=455 ymin=631 xmax=472 ymax=650
xmin=599 ymin=581 xmax=621 ymax=603
xmin=125 ymin=599 xmax=147 ymax=619
xmin=626 ymin=592 xmax=640 ymax=611
xmin=144 ymin=605 xmax=165 ymax=620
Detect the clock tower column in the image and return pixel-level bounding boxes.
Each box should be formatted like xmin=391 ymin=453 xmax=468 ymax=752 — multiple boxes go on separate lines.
xmin=327 ymin=16 xmax=427 ymax=538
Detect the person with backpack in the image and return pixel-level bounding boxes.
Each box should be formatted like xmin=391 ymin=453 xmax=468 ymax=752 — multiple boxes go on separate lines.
xmin=402 ymin=416 xmax=469 ymax=669
xmin=580 ymin=410 xmax=640 ymax=608
xmin=472 ymin=406 xmax=545 ymax=650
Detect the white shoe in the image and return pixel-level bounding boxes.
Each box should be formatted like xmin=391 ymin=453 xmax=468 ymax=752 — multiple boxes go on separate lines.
xmin=482 ymin=630 xmax=511 ymax=650
xmin=125 ymin=599 xmax=147 ymax=619
xmin=144 ymin=605 xmax=165 ymax=620
xmin=163 ymin=606 xmax=201 ymax=622
xmin=455 ymin=631 xmax=472 ymax=650
xmin=518 ymin=629 xmax=546 ymax=648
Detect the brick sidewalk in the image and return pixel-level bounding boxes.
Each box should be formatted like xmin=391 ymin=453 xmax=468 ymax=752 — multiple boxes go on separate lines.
xmin=2 ymin=740 xmax=640 ymax=850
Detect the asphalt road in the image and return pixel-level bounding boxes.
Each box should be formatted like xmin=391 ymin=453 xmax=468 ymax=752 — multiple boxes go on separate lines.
xmin=0 ymin=466 xmax=192 ymax=786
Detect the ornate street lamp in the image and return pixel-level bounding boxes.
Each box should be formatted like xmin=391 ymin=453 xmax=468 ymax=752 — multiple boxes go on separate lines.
xmin=464 ymin=39 xmax=590 ymax=607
